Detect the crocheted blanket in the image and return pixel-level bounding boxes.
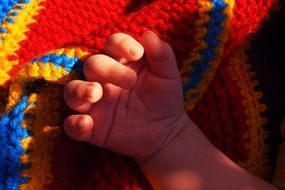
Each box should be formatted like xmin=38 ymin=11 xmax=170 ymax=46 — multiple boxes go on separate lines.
xmin=0 ymin=0 xmax=278 ymax=189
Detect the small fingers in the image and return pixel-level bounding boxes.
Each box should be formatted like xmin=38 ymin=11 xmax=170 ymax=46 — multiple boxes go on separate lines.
xmin=105 ymin=33 xmax=144 ymax=62
xmin=64 ymin=80 xmax=103 ymax=113
xmin=84 ymin=54 xmax=137 ymax=89
xmin=141 ymin=31 xmax=179 ymax=79
xmin=64 ymin=114 xmax=94 ymax=142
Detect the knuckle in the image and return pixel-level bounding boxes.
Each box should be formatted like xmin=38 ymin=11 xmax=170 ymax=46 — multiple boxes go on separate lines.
xmin=85 ymin=54 xmax=106 ymax=66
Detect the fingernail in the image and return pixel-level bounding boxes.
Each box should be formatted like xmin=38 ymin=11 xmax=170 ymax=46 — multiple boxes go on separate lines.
xmin=143 ymin=30 xmax=159 ymax=41
xmin=85 ymin=86 xmax=95 ymax=98
xmin=78 ymin=116 xmax=89 ymax=127
xmin=129 ymin=44 xmax=143 ymax=56
xmin=122 ymin=71 xmax=136 ymax=88
xmin=85 ymin=83 xmax=99 ymax=102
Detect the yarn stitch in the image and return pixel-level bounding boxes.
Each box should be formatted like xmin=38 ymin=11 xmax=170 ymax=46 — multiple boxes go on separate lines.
xmin=0 ymin=0 xmax=279 ymax=189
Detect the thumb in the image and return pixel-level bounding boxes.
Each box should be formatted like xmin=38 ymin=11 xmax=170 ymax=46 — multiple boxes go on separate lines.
xmin=141 ymin=31 xmax=179 ymax=79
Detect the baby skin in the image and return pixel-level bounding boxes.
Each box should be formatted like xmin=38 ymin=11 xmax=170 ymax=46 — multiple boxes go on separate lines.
xmin=63 ymin=31 xmax=278 ymax=190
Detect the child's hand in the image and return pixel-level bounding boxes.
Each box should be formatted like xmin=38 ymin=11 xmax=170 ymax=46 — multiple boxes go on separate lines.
xmin=63 ymin=31 xmax=187 ymax=161
xmin=62 ymin=31 xmax=279 ymax=190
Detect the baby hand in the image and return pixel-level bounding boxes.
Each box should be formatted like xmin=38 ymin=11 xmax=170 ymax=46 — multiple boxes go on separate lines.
xmin=63 ymin=31 xmax=187 ymax=161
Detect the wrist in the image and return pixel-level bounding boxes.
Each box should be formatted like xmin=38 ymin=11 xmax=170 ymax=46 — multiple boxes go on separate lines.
xmin=137 ymin=114 xmax=279 ymax=190
xmin=134 ymin=111 xmax=192 ymax=164
xmin=137 ymin=113 xmax=204 ymax=190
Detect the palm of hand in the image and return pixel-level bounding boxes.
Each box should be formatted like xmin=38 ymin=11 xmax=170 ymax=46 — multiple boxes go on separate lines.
xmin=89 ymin=60 xmax=184 ymax=157
xmin=64 ymin=31 xmax=185 ymax=159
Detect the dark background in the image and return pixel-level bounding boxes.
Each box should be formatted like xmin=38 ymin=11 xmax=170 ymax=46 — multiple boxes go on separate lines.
xmin=249 ymin=0 xmax=285 ymax=169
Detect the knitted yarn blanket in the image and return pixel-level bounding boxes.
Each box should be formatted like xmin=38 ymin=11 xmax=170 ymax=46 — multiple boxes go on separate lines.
xmin=0 ymin=0 xmax=278 ymax=189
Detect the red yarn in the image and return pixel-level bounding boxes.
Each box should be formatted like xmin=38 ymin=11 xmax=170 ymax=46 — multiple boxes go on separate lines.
xmin=11 ymin=0 xmax=199 ymax=79
xmin=3 ymin=0 xmax=276 ymax=188
xmin=224 ymin=0 xmax=277 ymax=59
xmin=190 ymin=60 xmax=249 ymax=162
xmin=48 ymin=133 xmax=151 ymax=190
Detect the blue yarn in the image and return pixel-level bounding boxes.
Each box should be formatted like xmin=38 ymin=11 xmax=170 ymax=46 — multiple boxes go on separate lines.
xmin=0 ymin=0 xmax=30 ymax=41
xmin=207 ymin=38 xmax=219 ymax=49
xmin=0 ymin=53 xmax=84 ymax=189
xmin=20 ymin=163 xmax=31 ymax=170
xmin=32 ymin=53 xmax=84 ymax=78
xmin=202 ymin=50 xmax=216 ymax=61
xmin=18 ymin=0 xmax=29 ymax=3
xmin=0 ymin=27 xmax=7 ymax=33
xmin=5 ymin=17 xmax=14 ymax=23
xmin=9 ymin=11 xmax=19 ymax=16
xmin=193 ymin=60 xmax=210 ymax=73
xmin=183 ymin=0 xmax=227 ymax=92
xmin=0 ymin=0 xmax=19 ymax=24
xmin=0 ymin=96 xmax=30 ymax=190
xmin=189 ymin=72 xmax=203 ymax=88
xmin=14 ymin=5 xmax=24 ymax=9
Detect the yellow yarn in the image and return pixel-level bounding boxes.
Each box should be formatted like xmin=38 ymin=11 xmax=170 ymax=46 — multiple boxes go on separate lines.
xmin=183 ymin=0 xmax=235 ymax=111
xmin=0 ymin=0 xmax=45 ymax=87
xmin=3 ymin=48 xmax=90 ymax=190
xmin=181 ymin=0 xmax=211 ymax=84
xmin=54 ymin=48 xmax=90 ymax=59
xmin=6 ymin=63 xmax=71 ymax=190
xmin=20 ymin=85 xmax=62 ymax=190
xmin=6 ymin=47 xmax=89 ymax=109
xmin=227 ymin=44 xmax=270 ymax=179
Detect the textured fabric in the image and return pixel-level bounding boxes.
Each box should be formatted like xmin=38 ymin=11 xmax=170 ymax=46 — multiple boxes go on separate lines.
xmin=0 ymin=0 xmax=280 ymax=189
